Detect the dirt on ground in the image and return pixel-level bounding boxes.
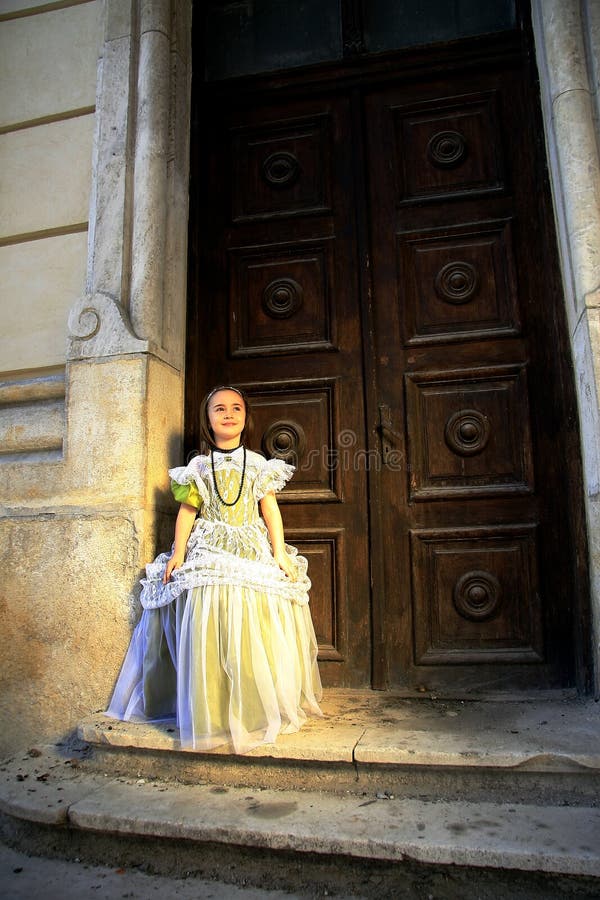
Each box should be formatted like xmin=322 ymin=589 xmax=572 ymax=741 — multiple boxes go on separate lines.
xmin=2 ymin=835 xmax=600 ymax=900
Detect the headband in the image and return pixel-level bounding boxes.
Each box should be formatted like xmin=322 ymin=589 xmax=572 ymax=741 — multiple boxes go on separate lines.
xmin=206 ymin=385 xmax=244 ymax=402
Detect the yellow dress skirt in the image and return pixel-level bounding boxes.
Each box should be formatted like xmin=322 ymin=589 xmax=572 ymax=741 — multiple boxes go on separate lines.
xmin=106 ymin=447 xmax=323 ymax=754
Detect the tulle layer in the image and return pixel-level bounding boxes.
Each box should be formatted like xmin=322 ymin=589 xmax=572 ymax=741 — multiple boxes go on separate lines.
xmin=106 ymin=583 xmax=323 ymax=754
xmin=106 ymin=603 xmax=178 ymax=722
xmin=178 ymin=584 xmax=322 ymax=752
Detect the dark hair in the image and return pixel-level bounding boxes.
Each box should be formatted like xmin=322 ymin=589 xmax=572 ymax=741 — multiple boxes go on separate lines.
xmin=198 ymin=385 xmax=253 ymax=451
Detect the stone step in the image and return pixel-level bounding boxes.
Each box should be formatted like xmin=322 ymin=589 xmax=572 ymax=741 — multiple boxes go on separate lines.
xmin=1 ymin=741 xmax=600 ymax=886
xmin=77 ymin=690 xmax=600 ymax=805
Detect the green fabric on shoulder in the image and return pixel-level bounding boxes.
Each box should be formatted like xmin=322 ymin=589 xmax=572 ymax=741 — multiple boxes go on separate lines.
xmin=171 ymin=479 xmax=202 ymax=509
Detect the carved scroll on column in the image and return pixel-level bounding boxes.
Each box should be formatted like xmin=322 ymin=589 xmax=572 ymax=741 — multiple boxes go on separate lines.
xmin=68 ymin=292 xmax=149 ymax=358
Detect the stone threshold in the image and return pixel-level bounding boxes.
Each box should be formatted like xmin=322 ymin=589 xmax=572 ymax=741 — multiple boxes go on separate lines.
xmin=80 ymin=688 xmax=600 ymax=772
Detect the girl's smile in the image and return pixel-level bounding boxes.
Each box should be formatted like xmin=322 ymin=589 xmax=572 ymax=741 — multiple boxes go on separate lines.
xmin=208 ymin=389 xmax=246 ymax=449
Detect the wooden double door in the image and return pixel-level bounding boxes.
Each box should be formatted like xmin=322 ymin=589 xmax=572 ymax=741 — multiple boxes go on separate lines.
xmin=187 ymin=47 xmax=585 ymax=691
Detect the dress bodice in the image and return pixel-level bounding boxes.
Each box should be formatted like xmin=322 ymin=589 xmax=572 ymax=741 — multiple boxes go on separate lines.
xmin=169 ymin=448 xmax=294 ymax=527
xmin=201 ymin=450 xmax=260 ymax=526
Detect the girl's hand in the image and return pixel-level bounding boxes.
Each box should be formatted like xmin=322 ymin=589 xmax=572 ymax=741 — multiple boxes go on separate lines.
xmin=260 ymin=493 xmax=297 ymax=581
xmin=163 ymin=503 xmax=197 ymax=584
xmin=163 ymin=552 xmax=184 ymax=584
xmin=274 ymin=548 xmax=298 ymax=582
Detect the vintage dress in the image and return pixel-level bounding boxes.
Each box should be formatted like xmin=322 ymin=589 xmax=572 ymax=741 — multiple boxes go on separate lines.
xmin=106 ymin=447 xmax=323 ymax=753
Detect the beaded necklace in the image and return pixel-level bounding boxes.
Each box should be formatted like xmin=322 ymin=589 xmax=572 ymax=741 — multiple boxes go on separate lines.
xmin=210 ymin=445 xmax=246 ymax=507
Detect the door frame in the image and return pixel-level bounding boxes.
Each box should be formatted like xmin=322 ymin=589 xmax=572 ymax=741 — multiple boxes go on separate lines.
xmin=187 ymin=15 xmax=592 ymax=693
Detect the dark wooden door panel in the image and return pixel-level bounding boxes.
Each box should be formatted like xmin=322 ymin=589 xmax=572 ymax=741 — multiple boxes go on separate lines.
xmin=231 ymin=114 xmax=332 ymax=221
xmin=405 ymin=366 xmax=534 ymax=499
xmin=248 ymin=380 xmax=341 ymax=502
xmin=229 ymin=238 xmax=336 ymax=357
xmin=392 ymin=92 xmax=505 ymax=202
xmin=399 ymin=219 xmax=521 ymax=344
xmin=189 ymin=91 xmax=370 ymax=687
xmin=288 ymin=528 xmax=347 ymax=663
xmin=365 ymin=61 xmax=576 ymax=690
xmin=410 ymin=525 xmax=543 ymax=666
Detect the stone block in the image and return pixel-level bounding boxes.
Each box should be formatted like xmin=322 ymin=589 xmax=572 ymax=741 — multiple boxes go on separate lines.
xmin=0 ymin=356 xmax=183 ymax=516
xmin=64 ymin=357 xmax=148 ymax=506
xmin=573 ymin=313 xmax=600 ymax=498
xmin=0 ymin=513 xmax=142 ymax=757
xmin=0 ymin=396 xmax=64 ymax=458
xmin=0 ymin=114 xmax=95 ymax=239
xmin=0 ymin=369 xmax=65 ymax=462
xmin=584 ymin=494 xmax=600 ymax=694
xmin=0 ymin=231 xmax=88 ymax=373
xmin=145 ymin=357 xmax=183 ymax=501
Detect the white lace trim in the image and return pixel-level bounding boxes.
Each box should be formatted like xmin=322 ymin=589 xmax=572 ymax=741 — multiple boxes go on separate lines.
xmin=253 ymin=458 xmax=295 ymax=500
xmin=140 ymin=519 xmax=310 ymax=610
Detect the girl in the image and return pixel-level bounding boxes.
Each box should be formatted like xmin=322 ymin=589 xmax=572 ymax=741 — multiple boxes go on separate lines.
xmin=107 ymin=386 xmax=323 ymax=753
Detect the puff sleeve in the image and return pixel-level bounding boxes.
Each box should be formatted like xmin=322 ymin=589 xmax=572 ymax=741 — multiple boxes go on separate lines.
xmin=254 ymin=457 xmax=295 ymax=500
xmin=169 ymin=459 xmax=210 ymax=510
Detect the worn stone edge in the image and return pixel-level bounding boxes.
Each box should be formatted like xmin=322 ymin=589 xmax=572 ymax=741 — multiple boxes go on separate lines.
xmin=78 ymin=714 xmax=357 ymax=763
xmin=78 ymin=714 xmax=600 ymax=773
xmin=1 ymin=746 xmax=600 ymax=876
xmin=59 ymin=786 xmax=600 ymax=877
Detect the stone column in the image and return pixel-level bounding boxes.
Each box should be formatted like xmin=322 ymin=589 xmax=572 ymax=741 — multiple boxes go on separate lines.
xmin=130 ymin=0 xmax=171 ymax=347
xmin=532 ymin=0 xmax=600 ymax=693
xmin=68 ymin=0 xmax=190 ymax=364
xmin=65 ymin=0 xmax=193 ymax=573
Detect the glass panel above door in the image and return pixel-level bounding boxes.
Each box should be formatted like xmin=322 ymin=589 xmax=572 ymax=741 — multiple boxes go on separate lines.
xmin=201 ymin=0 xmax=517 ymax=81
xmin=203 ymin=0 xmax=344 ymax=81
xmin=363 ymin=1 xmax=516 ymax=54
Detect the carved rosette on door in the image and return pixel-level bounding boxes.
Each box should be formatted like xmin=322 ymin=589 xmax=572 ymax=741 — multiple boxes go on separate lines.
xmin=261 ymin=419 xmax=307 ymax=467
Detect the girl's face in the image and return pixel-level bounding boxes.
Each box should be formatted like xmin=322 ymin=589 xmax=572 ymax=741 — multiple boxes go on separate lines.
xmin=207 ymin=389 xmax=246 ymax=448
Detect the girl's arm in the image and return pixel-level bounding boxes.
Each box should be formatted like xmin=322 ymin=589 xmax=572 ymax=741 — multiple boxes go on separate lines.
xmin=260 ymin=491 xmax=297 ymax=581
xmin=163 ymin=502 xmax=197 ymax=583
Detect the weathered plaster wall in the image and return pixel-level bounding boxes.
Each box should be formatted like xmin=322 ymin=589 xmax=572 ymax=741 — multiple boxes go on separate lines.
xmin=0 ymin=0 xmax=102 ymax=376
xmin=0 ymin=0 xmax=103 ymax=754
xmin=532 ymin=0 xmax=600 ymax=692
xmin=0 ymin=0 xmax=192 ymax=756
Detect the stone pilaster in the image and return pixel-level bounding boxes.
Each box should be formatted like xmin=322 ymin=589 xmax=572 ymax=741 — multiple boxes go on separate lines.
xmin=532 ymin=0 xmax=600 ymax=692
